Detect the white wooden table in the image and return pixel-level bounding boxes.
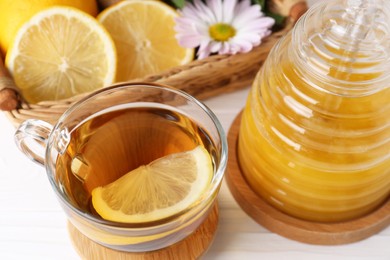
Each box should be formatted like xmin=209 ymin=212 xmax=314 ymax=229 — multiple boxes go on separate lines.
xmin=1 ymin=1 xmax=389 ymax=258
xmin=1 ymin=88 xmax=389 ymax=260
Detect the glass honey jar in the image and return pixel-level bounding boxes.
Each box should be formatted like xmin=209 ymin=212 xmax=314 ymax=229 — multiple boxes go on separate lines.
xmin=238 ymin=0 xmax=390 ymax=222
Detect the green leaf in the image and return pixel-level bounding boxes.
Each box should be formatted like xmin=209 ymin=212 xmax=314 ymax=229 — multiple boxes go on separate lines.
xmin=169 ymin=0 xmax=187 ymax=9
xmin=266 ymin=12 xmax=286 ymax=26
xmin=251 ymin=0 xmax=266 ymax=9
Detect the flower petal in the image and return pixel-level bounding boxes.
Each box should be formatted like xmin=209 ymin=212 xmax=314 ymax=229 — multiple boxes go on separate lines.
xmin=238 ymin=19 xmax=275 ymax=33
xmin=234 ymin=33 xmax=261 ymax=45
xmin=210 ymin=41 xmax=222 ymax=53
xmin=232 ymin=5 xmax=263 ymax=29
xmin=230 ymin=37 xmax=255 ymax=52
xmin=197 ymin=40 xmax=213 ymax=59
xmin=181 ymin=4 xmax=202 ymax=21
xmin=176 ymin=35 xmax=203 ymax=48
xmin=219 ymin=42 xmax=230 ymax=54
xmin=193 ymin=0 xmax=216 ymax=24
xmin=234 ymin=0 xmax=251 ymax=14
xmin=207 ymin=0 xmax=223 ymax=23
xmin=222 ymin=0 xmax=237 ymax=23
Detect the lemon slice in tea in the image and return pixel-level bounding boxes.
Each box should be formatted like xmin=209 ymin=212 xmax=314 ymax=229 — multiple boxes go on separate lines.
xmin=91 ymin=146 xmax=213 ymax=223
xmin=6 ymin=7 xmax=116 ymax=103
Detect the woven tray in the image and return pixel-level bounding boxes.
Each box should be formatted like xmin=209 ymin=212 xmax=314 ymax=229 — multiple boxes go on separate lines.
xmin=0 ymin=0 xmax=307 ymax=127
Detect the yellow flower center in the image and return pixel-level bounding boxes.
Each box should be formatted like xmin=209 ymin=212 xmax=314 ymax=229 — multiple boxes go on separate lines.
xmin=209 ymin=23 xmax=236 ymax=41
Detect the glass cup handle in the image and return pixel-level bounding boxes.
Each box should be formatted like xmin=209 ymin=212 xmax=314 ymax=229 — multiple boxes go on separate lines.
xmin=14 ymin=119 xmax=53 ymax=166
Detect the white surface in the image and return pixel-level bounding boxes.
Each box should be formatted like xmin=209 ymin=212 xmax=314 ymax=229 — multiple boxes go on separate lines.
xmin=1 ymin=0 xmax=389 ymax=259
xmin=1 ymin=88 xmax=389 ymax=260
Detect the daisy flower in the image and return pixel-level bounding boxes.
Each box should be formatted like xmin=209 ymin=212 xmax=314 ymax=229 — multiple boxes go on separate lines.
xmin=175 ymin=0 xmax=275 ymax=59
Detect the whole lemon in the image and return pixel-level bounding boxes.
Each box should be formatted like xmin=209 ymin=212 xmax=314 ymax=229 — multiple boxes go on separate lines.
xmin=0 ymin=0 xmax=98 ymax=55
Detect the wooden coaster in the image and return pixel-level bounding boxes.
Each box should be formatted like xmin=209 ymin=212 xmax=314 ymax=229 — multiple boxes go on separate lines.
xmin=68 ymin=204 xmax=218 ymax=259
xmin=226 ymin=112 xmax=390 ymax=245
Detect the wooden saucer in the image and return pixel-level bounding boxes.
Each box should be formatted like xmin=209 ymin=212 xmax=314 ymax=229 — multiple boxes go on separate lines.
xmin=226 ymin=112 xmax=390 ymax=245
xmin=68 ymin=204 xmax=218 ymax=259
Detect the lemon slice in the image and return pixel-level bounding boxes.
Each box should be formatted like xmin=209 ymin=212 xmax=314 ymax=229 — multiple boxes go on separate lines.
xmin=92 ymin=146 xmax=213 ymax=223
xmin=6 ymin=7 xmax=116 ymax=103
xmin=97 ymin=0 xmax=194 ymax=81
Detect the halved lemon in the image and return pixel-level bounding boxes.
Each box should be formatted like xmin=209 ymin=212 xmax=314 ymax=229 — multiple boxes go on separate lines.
xmin=0 ymin=0 xmax=98 ymax=54
xmin=91 ymin=146 xmax=213 ymax=223
xmin=6 ymin=7 xmax=116 ymax=103
xmin=97 ymin=0 xmax=194 ymax=81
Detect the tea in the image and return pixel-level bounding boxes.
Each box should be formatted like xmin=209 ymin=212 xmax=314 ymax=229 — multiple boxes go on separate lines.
xmin=15 ymin=83 xmax=226 ymax=252
xmin=55 ymin=106 xmax=216 ymax=221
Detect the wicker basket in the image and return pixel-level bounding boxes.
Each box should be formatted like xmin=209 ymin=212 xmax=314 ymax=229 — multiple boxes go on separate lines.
xmin=0 ymin=0 xmax=307 ymax=127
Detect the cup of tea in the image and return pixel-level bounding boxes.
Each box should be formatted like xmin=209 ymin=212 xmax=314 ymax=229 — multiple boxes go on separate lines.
xmin=14 ymin=82 xmax=227 ymax=252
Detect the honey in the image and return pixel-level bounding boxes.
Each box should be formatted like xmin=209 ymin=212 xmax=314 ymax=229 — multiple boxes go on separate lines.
xmin=238 ymin=0 xmax=390 ymax=222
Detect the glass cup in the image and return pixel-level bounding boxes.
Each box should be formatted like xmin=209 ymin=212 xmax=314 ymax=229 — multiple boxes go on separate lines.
xmin=14 ymin=82 xmax=227 ymax=252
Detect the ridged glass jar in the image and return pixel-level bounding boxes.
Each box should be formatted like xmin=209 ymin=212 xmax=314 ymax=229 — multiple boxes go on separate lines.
xmin=238 ymin=0 xmax=390 ymax=222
